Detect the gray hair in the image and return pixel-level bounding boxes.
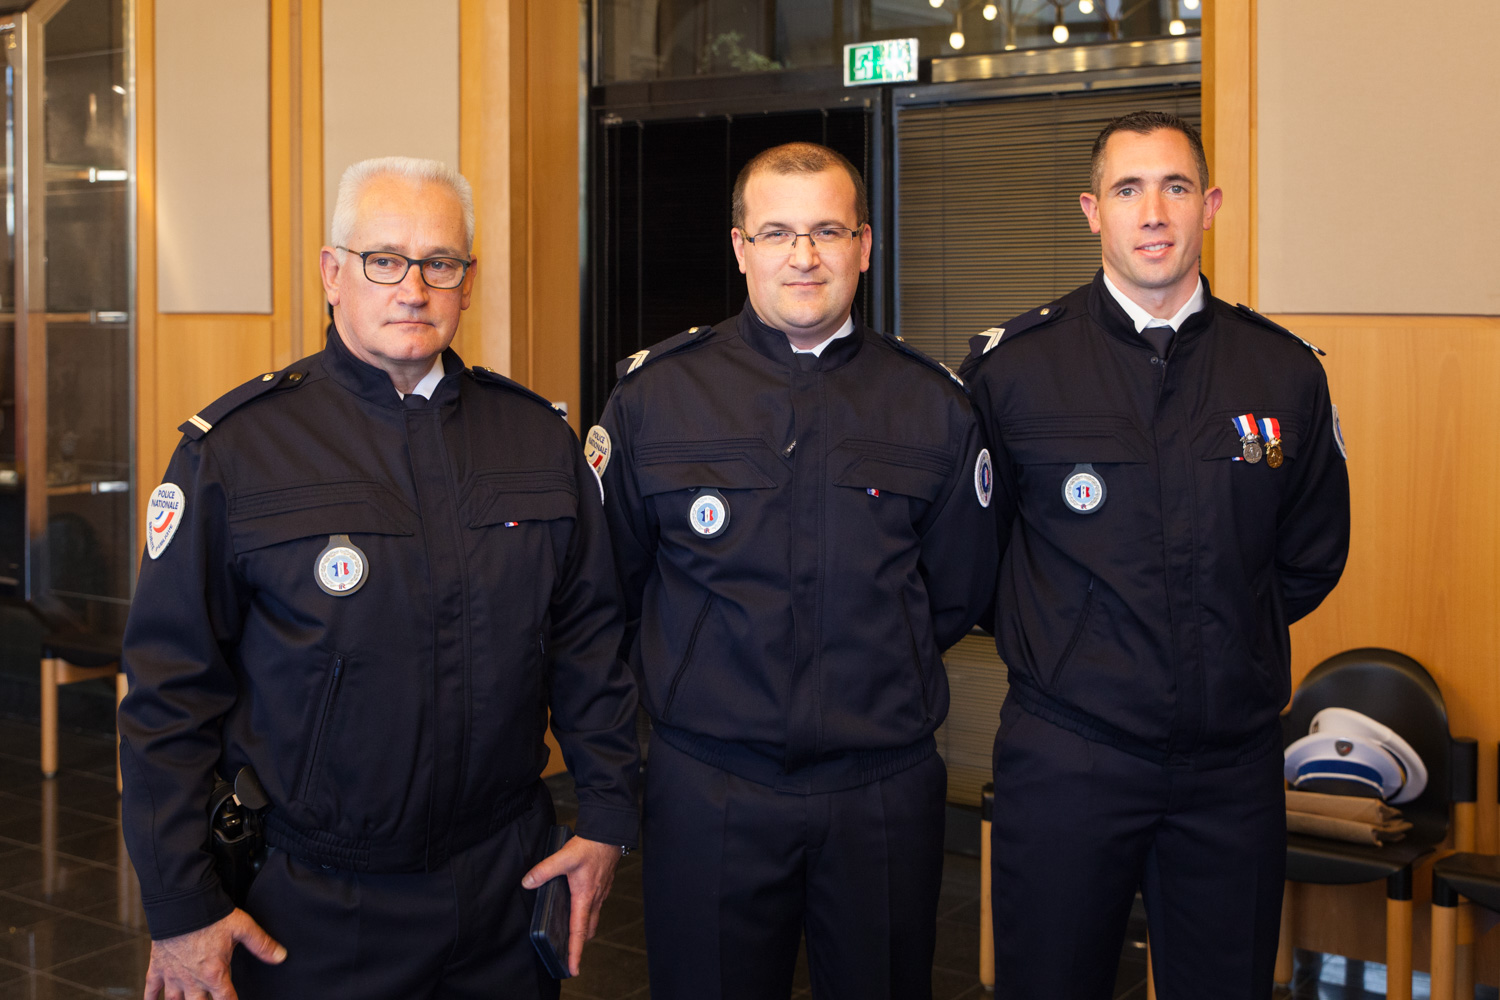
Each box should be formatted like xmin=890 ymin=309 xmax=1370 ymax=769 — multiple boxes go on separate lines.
xmin=329 ymin=156 xmax=475 ymax=253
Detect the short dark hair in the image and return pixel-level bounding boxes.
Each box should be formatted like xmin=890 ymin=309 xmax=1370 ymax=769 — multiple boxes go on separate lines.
xmin=1089 ymin=111 xmax=1209 ymax=195
xmin=731 ymin=142 xmax=869 ymax=231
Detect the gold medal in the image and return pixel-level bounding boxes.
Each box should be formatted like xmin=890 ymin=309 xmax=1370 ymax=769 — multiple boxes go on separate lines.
xmin=1266 ymin=439 xmax=1284 ymax=468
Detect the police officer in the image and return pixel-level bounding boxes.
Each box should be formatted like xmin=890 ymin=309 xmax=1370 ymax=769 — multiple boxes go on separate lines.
xmin=119 ymin=156 xmax=640 ymax=1000
xmin=960 ymin=112 xmax=1351 ymax=998
xmin=592 ymin=142 xmax=996 ymax=1000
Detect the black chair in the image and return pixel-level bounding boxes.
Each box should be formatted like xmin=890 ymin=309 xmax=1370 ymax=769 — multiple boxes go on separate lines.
xmin=1429 ymin=743 xmax=1498 ymax=1000
xmin=1275 ymin=648 xmax=1477 ymax=1000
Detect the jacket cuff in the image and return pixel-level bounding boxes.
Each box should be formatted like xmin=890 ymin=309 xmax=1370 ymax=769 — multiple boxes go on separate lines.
xmin=574 ymin=803 xmax=641 ymax=850
xmin=143 ymin=879 xmax=236 ymax=940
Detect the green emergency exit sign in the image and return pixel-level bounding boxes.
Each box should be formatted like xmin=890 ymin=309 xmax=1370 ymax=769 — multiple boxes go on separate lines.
xmin=843 ymin=38 xmax=918 ymax=87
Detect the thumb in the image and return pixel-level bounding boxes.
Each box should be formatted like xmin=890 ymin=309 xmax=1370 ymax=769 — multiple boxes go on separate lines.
xmin=522 ymin=853 xmax=566 ymax=890
xmin=231 ymin=914 xmax=287 ymax=965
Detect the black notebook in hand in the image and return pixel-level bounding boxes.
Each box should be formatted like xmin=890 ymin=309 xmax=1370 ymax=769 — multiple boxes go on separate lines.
xmin=530 ymin=825 xmax=573 ymax=979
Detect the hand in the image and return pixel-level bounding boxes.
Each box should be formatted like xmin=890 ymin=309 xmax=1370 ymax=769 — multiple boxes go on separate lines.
xmin=144 ymin=908 xmax=286 ymax=1000
xmin=521 ymin=835 xmax=622 ymax=976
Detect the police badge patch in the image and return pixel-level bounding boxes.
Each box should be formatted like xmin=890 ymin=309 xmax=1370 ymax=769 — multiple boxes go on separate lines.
xmin=315 ymin=535 xmax=368 ymax=596
xmin=146 ymin=484 xmax=185 ymax=559
xmin=688 ymin=490 xmax=730 ymax=537
xmin=974 ymin=449 xmax=993 ymax=508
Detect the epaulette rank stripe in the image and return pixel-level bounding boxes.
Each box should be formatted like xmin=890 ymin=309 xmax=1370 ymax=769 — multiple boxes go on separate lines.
xmin=615 ymin=324 xmax=715 ymax=380
xmin=179 ymin=368 xmax=308 ymax=440
xmin=879 ymin=332 xmax=967 ymax=391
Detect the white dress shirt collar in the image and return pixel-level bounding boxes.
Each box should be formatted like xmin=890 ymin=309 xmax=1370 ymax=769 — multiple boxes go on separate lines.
xmin=790 ymin=315 xmax=856 ymax=357
xmin=399 ymin=354 xmax=446 ymax=400
xmin=1103 ymin=272 xmax=1205 ymax=333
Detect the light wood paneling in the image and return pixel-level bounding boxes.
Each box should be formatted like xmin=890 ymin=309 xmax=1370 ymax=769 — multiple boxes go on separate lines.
xmin=1200 ymin=0 xmax=1254 ymax=305
xmin=1281 ymin=313 xmax=1500 ymax=974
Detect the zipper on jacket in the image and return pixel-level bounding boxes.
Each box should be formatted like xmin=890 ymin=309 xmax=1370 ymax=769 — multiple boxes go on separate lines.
xmin=1048 ymin=579 xmax=1095 ymax=692
xmin=902 ymin=599 xmax=936 ymax=722
xmin=300 ymin=652 xmax=345 ymax=800
xmin=663 ymin=595 xmax=715 ymax=720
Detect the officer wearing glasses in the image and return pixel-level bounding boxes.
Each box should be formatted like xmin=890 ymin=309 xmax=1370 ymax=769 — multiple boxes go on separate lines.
xmin=119 ymin=156 xmax=641 ymax=1000
xmin=592 ymin=142 xmax=996 ymax=999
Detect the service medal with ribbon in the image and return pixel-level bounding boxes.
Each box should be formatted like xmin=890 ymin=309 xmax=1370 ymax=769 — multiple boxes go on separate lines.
xmin=1232 ymin=413 xmax=1263 ymax=464
xmin=1258 ymin=416 xmax=1284 ymax=469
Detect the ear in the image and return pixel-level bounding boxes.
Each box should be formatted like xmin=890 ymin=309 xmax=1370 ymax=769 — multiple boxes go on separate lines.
xmin=1079 ymin=192 xmax=1102 ymax=235
xmin=1201 ymin=186 xmax=1224 ymax=231
xmin=459 ymin=255 xmax=477 ymax=311
xmin=731 ymin=228 xmax=749 ymax=275
xmin=320 ymin=247 xmax=344 ymax=305
xmin=858 ymin=223 xmax=873 ymax=274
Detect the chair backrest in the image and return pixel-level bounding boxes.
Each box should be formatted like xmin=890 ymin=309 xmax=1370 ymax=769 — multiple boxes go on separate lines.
xmin=1281 ymin=648 xmax=1458 ymax=843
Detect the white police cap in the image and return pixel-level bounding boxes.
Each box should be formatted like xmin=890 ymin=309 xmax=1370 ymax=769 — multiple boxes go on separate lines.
xmin=1283 ymin=707 xmax=1428 ymax=804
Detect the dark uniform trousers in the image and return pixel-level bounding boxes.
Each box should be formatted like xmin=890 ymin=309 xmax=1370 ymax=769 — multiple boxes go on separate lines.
xmin=643 ymin=737 xmax=948 ymax=1000
xmin=990 ymin=701 xmax=1286 ymax=1000
xmin=233 ymin=782 xmax=560 ymax=1000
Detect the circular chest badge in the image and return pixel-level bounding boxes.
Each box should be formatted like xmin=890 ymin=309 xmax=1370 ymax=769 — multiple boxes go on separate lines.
xmin=315 ymin=534 xmax=368 ymax=596
xmin=688 ymin=490 xmax=730 ymax=537
xmin=1062 ymin=464 xmax=1106 ymax=514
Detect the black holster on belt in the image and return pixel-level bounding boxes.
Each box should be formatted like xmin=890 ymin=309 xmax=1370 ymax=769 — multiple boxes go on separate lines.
xmin=207 ymin=766 xmax=270 ymax=908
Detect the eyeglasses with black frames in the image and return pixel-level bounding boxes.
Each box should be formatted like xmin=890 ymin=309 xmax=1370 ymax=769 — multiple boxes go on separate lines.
xmin=741 ymin=225 xmax=866 ymax=251
xmin=337 ymin=247 xmax=473 ymax=289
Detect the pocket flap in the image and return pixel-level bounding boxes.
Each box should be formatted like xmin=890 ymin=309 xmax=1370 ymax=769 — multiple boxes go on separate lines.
xmin=634 ymin=439 xmax=780 ymax=497
xmin=1004 ymin=432 xmax=1147 ymax=466
xmin=1197 ymin=419 xmax=1302 ymax=462
xmin=469 ymin=487 xmax=578 ymax=528
xmin=229 ymin=483 xmax=415 ymax=553
xmin=831 ymin=453 xmax=949 ymax=501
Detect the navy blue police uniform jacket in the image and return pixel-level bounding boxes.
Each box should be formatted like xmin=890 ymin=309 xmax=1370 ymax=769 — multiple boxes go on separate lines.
xmin=119 ymin=327 xmax=641 ymax=940
xmin=596 ymin=305 xmax=998 ymax=783
xmin=959 ymin=271 xmax=1351 ymax=768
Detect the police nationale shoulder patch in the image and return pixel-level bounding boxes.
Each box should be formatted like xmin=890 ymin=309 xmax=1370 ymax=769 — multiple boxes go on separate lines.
xmin=974 ymin=449 xmax=993 ymax=508
xmin=584 ymin=425 xmax=612 ymax=478
xmin=1331 ymin=402 xmax=1347 ymax=460
xmin=146 ymin=484 xmax=185 ymax=559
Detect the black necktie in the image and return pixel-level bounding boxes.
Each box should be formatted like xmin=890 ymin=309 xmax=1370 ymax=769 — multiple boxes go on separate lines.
xmin=1142 ymin=325 xmax=1173 ymax=359
xmin=403 ymin=392 xmax=428 ymax=409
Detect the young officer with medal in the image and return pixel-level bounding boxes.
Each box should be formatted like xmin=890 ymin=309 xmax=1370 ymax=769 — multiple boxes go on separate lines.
xmin=592 ymin=142 xmax=997 ymax=1000
xmin=959 ymin=112 xmax=1351 ymax=999
xmin=118 ymin=157 xmax=641 ymax=1000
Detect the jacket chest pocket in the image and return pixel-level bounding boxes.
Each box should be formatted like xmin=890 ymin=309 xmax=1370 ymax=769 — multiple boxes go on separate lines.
xmin=635 ymin=439 xmax=783 ymax=541
xmin=829 ymin=439 xmax=951 ymax=537
xmin=1196 ymin=412 xmax=1303 ymax=526
xmin=1003 ymin=415 xmax=1148 ymax=524
xmin=461 ymin=470 xmax=578 ymax=581
xmin=228 ymin=481 xmax=417 ymax=595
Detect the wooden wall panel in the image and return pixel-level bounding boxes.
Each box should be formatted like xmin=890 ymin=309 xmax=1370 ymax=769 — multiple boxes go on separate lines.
xmin=1279 ymin=314 xmax=1500 ymax=973
xmin=1199 ymin=0 xmax=1254 ymax=305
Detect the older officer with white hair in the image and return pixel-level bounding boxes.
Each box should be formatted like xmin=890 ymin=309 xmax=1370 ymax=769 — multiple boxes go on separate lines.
xmin=119 ymin=156 xmax=640 ymax=999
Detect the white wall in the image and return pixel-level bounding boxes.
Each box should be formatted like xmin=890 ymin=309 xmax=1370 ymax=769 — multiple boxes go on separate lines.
xmin=321 ymin=0 xmax=461 ymax=243
xmin=1258 ymin=0 xmax=1500 ymax=315
xmin=155 ymin=0 xmax=271 ymax=313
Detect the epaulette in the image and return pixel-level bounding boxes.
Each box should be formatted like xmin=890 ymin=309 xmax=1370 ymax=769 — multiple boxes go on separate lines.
xmin=879 ymin=331 xmax=968 ymax=391
xmin=179 ymin=367 xmax=310 ymax=440
xmin=1234 ymin=304 xmax=1326 ymax=356
xmin=469 ymin=366 xmax=569 ymax=418
xmin=958 ymin=301 xmax=1067 ymax=377
xmin=615 ymin=324 xmax=715 ymax=379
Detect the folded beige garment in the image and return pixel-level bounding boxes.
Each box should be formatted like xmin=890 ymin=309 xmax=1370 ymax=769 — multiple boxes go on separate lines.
xmin=1286 ymin=811 xmax=1412 ymax=845
xmin=1285 ymin=789 xmax=1402 ymax=824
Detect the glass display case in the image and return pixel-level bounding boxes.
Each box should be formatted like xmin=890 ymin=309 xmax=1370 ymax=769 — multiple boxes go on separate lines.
xmin=0 ymin=0 xmax=133 ymax=636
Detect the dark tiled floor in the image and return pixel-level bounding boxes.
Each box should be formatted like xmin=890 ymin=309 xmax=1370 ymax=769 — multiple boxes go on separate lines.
xmin=0 ymin=716 xmax=1490 ymax=999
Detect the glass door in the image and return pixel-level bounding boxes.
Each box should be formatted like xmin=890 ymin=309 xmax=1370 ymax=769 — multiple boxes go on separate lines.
xmin=5 ymin=0 xmax=133 ymax=635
